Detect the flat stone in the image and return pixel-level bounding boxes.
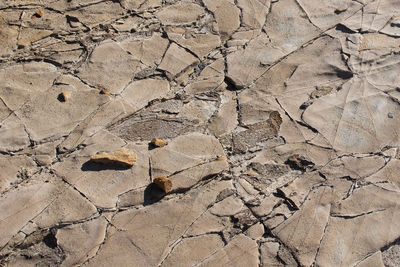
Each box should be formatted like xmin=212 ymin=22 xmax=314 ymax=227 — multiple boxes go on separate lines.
xmin=53 ymin=132 xmax=149 ymax=208
xmin=161 ymin=234 xmax=224 ymax=266
xmin=158 ymin=43 xmax=199 ymax=79
xmin=77 ymin=40 xmax=144 ymax=94
xmin=120 ymin=33 xmax=169 ymax=67
xmin=317 ymin=185 xmax=400 ymax=267
xmin=208 ymin=91 xmax=238 ymax=136
xmin=303 ymin=77 xmax=400 ymax=153
xmin=0 ymin=62 xmax=59 ymax=111
xmin=156 ymin=3 xmax=204 ymax=25
xmin=57 ymin=216 xmax=108 ymax=267
xmin=237 ymin=0 xmax=271 ymax=30
xmin=150 ymin=133 xmax=228 ymax=191
xmin=84 ymin=180 xmax=233 ymax=266
xmin=203 ymin=0 xmax=241 ymax=41
xmin=0 ymin=14 xmax=18 ymax=57
xmin=121 ymin=78 xmax=170 ymax=111
xmin=65 ymin=1 xmax=126 ymax=28
xmin=273 ymin=186 xmax=334 ymax=266
xmin=210 ymin=195 xmax=244 ymax=216
xmin=15 ymin=76 xmax=108 ymax=141
xmin=260 ymin=241 xmax=282 ymax=266
xmin=167 ymin=31 xmax=221 ymax=59
xmin=199 ymin=234 xmax=259 ymax=266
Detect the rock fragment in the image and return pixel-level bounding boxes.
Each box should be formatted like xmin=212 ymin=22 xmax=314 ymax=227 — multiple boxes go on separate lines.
xmin=90 ymin=148 xmax=137 ymax=167
xmin=150 ymin=138 xmax=168 ymax=148
xmin=33 ymin=10 xmax=44 ymax=18
xmin=58 ymin=91 xmax=70 ymax=102
xmin=153 ymin=176 xmax=172 ymax=193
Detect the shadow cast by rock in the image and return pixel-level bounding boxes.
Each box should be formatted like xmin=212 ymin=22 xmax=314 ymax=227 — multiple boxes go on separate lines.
xmin=147 ymin=143 xmax=157 ymax=151
xmin=143 ymin=183 xmax=166 ymax=206
xmin=81 ymin=160 xmax=132 ymax=171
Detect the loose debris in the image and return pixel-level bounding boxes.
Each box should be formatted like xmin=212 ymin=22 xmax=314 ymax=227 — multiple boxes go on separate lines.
xmin=90 ymin=148 xmax=137 ymax=167
xmin=153 ymin=176 xmax=172 ymax=194
xmin=150 ymin=138 xmax=168 ymax=148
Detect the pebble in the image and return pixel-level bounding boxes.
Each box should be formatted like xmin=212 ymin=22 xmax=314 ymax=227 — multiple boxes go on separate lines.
xmin=153 ymin=176 xmax=172 ymax=193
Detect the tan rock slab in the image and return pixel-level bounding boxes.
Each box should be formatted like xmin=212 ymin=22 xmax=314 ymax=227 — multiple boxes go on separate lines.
xmin=161 ymin=234 xmax=224 ymax=266
xmin=203 ymin=0 xmax=240 ymax=41
xmin=57 ymin=216 xmax=108 ymax=267
xmin=0 ymin=61 xmax=59 ymax=110
xmin=199 ymin=234 xmax=259 ymax=266
xmin=0 ymin=14 xmax=18 ymax=57
xmin=85 ymin=180 xmax=233 ymax=266
xmin=273 ymin=186 xmax=334 ymax=266
xmin=120 ymin=33 xmax=169 ymax=67
xmin=15 ymin=78 xmax=108 ymax=141
xmin=156 ymin=3 xmax=204 ymax=25
xmin=166 ymin=31 xmax=221 ymax=59
xmin=158 ymin=43 xmax=199 ymax=79
xmin=357 ymin=251 xmax=385 ymax=267
xmin=317 ymin=185 xmax=400 ymax=267
xmin=303 ymin=77 xmax=400 ymax=153
xmin=77 ymin=40 xmax=143 ymax=94
xmin=54 ymin=133 xmax=149 ymax=208
xmin=260 ymin=241 xmax=282 ymax=266
xmin=121 ymin=78 xmax=170 ymax=111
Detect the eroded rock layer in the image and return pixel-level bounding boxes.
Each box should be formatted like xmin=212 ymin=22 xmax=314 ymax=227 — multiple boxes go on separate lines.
xmin=0 ymin=0 xmax=399 ymax=266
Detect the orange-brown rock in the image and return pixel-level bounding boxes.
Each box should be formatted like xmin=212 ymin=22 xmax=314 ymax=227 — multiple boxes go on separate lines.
xmin=153 ymin=176 xmax=172 ymax=193
xmin=151 ymin=138 xmax=168 ymax=147
xmin=34 ymin=10 xmax=44 ymax=18
xmin=90 ymin=148 xmax=137 ymax=167
xmin=58 ymin=91 xmax=70 ymax=102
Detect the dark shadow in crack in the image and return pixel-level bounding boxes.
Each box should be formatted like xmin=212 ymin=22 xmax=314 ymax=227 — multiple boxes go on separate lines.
xmin=143 ymin=183 xmax=166 ymax=206
xmin=81 ymin=160 xmax=132 ymax=171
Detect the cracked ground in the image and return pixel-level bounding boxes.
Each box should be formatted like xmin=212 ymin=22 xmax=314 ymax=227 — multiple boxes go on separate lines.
xmin=0 ymin=0 xmax=400 ymax=266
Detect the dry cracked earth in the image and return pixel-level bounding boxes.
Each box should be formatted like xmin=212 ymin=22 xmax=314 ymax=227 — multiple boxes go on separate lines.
xmin=0 ymin=0 xmax=400 ymax=266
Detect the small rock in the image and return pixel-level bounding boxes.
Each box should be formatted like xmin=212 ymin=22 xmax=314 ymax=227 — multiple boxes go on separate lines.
xmin=58 ymin=91 xmax=70 ymax=102
xmin=216 ymin=156 xmax=227 ymax=161
xmin=153 ymin=176 xmax=172 ymax=193
xmin=99 ymin=89 xmax=110 ymax=96
xmin=311 ymin=86 xmax=332 ymax=99
xmin=388 ymin=113 xmax=394 ymax=119
xmin=334 ymin=7 xmax=347 ymax=14
xmin=34 ymin=10 xmax=44 ymax=18
xmin=151 ymin=138 xmax=168 ymax=147
xmin=90 ymin=148 xmax=137 ymax=167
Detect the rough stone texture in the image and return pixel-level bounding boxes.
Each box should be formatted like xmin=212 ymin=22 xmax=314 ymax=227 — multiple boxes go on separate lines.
xmin=158 ymin=43 xmax=199 ymax=79
xmin=1 ymin=0 xmax=400 ymax=266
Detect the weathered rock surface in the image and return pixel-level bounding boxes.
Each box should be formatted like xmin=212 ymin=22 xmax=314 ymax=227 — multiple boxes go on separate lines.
xmin=1 ymin=0 xmax=400 ymax=266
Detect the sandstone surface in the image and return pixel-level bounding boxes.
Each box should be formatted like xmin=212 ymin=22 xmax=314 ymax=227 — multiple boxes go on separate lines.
xmin=0 ymin=0 xmax=399 ymax=266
